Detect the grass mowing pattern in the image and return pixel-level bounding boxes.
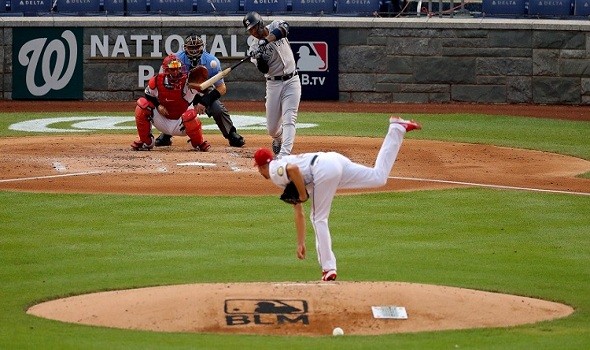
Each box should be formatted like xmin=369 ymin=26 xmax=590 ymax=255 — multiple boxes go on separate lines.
xmin=1 ymin=113 xmax=589 ymax=160
xmin=1 ymin=189 xmax=589 ymax=349
xmin=1 ymin=112 xmax=588 ymax=348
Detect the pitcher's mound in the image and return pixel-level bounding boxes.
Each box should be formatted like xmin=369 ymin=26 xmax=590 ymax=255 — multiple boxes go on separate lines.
xmin=27 ymin=281 xmax=573 ymax=336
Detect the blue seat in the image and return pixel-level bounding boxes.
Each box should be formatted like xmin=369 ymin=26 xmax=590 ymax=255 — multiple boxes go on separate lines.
xmin=103 ymin=0 xmax=149 ymax=14
xmin=528 ymin=0 xmax=573 ymax=16
xmin=243 ymin=0 xmax=287 ymax=13
xmin=290 ymin=0 xmax=334 ymax=13
xmin=8 ymin=0 xmax=54 ymax=15
xmin=150 ymin=0 xmax=195 ymax=13
xmin=575 ymin=0 xmax=590 ymax=15
xmin=335 ymin=0 xmax=380 ymax=14
xmin=482 ymin=0 xmax=526 ymax=16
xmin=196 ymin=0 xmax=240 ymax=13
xmin=54 ymin=0 xmax=102 ymax=14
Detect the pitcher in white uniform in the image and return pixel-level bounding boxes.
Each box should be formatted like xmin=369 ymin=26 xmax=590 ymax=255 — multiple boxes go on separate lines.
xmin=253 ymin=117 xmax=422 ymax=281
xmin=243 ymin=11 xmax=302 ymax=157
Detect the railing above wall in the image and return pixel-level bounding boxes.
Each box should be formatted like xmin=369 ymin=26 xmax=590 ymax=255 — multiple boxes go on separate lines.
xmin=2 ymin=0 xmax=590 ymax=19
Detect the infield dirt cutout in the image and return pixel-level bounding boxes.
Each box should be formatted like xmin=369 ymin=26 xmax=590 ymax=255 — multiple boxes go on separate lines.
xmin=3 ymin=101 xmax=588 ymax=336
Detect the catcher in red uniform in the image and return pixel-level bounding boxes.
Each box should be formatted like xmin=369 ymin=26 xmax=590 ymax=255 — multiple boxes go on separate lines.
xmin=131 ymin=54 xmax=213 ymax=152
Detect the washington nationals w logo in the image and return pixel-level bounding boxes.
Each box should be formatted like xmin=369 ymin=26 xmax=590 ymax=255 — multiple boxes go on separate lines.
xmin=13 ymin=28 xmax=83 ymax=99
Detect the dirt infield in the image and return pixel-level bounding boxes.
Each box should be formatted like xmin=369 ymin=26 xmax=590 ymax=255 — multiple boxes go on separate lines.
xmin=4 ymin=100 xmax=588 ymax=336
xmin=1 ymin=134 xmax=589 ymax=196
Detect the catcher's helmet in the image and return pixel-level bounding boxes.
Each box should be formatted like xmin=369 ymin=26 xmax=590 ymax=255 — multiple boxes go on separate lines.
xmin=161 ymin=54 xmax=183 ymax=83
xmin=184 ymin=34 xmax=204 ymax=65
xmin=243 ymin=11 xmax=263 ymax=31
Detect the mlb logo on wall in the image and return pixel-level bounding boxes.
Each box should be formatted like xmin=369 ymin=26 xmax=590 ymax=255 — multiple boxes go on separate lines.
xmin=291 ymin=42 xmax=328 ymax=72
xmin=286 ymin=27 xmax=338 ymax=100
xmin=12 ymin=28 xmax=83 ymax=100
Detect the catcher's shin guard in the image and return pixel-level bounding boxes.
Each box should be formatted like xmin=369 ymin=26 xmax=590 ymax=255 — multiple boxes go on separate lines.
xmin=181 ymin=110 xmax=205 ymax=149
xmin=135 ymin=97 xmax=154 ymax=144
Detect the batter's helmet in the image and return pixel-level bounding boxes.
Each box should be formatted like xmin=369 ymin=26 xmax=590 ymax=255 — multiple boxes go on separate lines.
xmin=243 ymin=11 xmax=263 ymax=31
xmin=184 ymin=34 xmax=204 ymax=66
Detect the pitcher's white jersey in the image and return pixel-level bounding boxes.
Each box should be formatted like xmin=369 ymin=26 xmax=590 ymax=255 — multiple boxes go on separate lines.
xmin=269 ymin=153 xmax=321 ymax=188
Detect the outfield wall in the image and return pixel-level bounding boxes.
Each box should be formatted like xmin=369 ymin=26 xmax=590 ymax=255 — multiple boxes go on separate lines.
xmin=1 ymin=17 xmax=590 ymax=105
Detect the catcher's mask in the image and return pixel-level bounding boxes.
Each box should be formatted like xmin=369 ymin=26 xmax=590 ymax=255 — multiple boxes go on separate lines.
xmin=162 ymin=54 xmax=183 ymax=83
xmin=184 ymin=34 xmax=204 ymax=66
xmin=243 ymin=12 xmax=264 ymax=35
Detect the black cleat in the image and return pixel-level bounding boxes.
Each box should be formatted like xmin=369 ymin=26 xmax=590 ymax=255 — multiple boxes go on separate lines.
xmin=155 ymin=134 xmax=172 ymax=147
xmin=272 ymin=138 xmax=281 ymax=155
xmin=228 ymin=132 xmax=245 ymax=147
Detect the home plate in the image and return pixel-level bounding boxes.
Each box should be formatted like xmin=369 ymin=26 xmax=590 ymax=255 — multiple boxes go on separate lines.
xmin=177 ymin=162 xmax=217 ymax=167
xmin=371 ymin=306 xmax=408 ymax=319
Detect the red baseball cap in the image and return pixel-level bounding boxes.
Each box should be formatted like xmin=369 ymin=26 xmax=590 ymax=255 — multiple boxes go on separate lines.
xmin=254 ymin=148 xmax=274 ymax=166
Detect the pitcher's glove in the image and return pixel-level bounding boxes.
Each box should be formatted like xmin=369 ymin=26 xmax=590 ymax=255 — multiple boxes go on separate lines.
xmin=280 ymin=182 xmax=308 ymax=205
xmin=188 ymin=65 xmax=208 ymax=91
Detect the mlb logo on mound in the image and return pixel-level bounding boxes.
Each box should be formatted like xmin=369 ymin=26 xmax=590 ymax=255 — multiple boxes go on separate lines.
xmin=291 ymin=42 xmax=328 ymax=72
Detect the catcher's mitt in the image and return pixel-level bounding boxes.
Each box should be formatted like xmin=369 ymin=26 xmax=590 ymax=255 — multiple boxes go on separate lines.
xmin=280 ymin=181 xmax=308 ymax=205
xmin=188 ymin=65 xmax=208 ymax=91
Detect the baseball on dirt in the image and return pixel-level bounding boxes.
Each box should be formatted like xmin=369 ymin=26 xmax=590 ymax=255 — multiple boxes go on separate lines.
xmin=332 ymin=327 xmax=344 ymax=336
xmin=210 ymin=61 xmax=217 ymax=69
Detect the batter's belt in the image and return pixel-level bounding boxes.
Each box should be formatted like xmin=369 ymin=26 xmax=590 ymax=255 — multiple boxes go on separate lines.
xmin=266 ymin=71 xmax=298 ymax=81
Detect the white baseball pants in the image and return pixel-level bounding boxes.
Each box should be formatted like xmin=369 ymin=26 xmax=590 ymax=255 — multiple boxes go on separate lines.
xmin=310 ymin=123 xmax=407 ymax=272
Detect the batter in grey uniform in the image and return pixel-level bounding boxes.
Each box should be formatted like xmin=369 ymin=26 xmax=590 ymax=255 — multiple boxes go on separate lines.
xmin=243 ymin=11 xmax=302 ymax=157
xmin=254 ymin=117 xmax=422 ymax=281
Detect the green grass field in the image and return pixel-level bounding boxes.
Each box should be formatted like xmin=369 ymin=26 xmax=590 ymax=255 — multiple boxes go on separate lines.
xmin=1 ymin=111 xmax=589 ymax=349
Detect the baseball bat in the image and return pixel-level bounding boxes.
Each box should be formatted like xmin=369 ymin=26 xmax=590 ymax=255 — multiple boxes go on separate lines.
xmin=198 ymin=56 xmax=249 ymax=90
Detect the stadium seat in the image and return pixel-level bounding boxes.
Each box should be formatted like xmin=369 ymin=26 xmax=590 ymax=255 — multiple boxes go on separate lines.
xmin=289 ymin=0 xmax=334 ymax=14
xmin=243 ymin=0 xmax=287 ymax=14
xmin=103 ymin=0 xmax=149 ymax=14
xmin=196 ymin=0 xmax=240 ymax=13
xmin=575 ymin=0 xmax=590 ymax=15
xmin=482 ymin=0 xmax=526 ymax=16
xmin=149 ymin=0 xmax=195 ymax=14
xmin=8 ymin=0 xmax=54 ymax=15
xmin=528 ymin=0 xmax=573 ymax=16
xmin=54 ymin=0 xmax=102 ymax=14
xmin=335 ymin=0 xmax=380 ymax=15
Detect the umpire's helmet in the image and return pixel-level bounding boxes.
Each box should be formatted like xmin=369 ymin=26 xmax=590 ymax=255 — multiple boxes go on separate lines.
xmin=243 ymin=11 xmax=263 ymax=31
xmin=184 ymin=34 xmax=204 ymax=66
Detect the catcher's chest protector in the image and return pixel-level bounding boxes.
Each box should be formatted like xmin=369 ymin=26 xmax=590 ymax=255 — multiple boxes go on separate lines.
xmin=156 ymin=74 xmax=190 ymax=119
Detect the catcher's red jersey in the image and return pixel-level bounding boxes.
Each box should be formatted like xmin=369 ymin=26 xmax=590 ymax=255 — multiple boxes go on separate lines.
xmin=147 ymin=73 xmax=193 ymax=119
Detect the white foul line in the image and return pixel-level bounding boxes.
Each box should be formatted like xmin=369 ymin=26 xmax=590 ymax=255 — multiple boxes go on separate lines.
xmin=390 ymin=176 xmax=590 ymax=196
xmin=0 ymin=171 xmax=105 ymax=183
xmin=1 ymin=172 xmax=586 ymax=196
